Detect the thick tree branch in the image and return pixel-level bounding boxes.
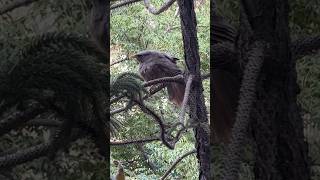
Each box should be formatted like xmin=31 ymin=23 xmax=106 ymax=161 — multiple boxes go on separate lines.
xmin=177 ymin=0 xmax=210 ymax=178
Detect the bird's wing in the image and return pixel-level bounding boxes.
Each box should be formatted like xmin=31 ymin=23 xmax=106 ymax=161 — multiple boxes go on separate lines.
xmin=162 ymin=53 xmax=179 ymax=64
xmin=139 ymin=59 xmax=182 ymax=81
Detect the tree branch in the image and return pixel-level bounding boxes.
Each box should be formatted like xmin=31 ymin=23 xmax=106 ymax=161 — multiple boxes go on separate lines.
xmin=177 ymin=0 xmax=210 ymax=178
xmin=110 ymin=95 xmax=126 ymax=104
xmin=160 ymin=149 xmax=197 ymax=180
xmin=110 ymin=57 xmax=130 ymax=66
xmin=111 ymin=0 xmax=142 ymax=10
xmin=110 ymin=102 xmax=134 ymax=115
xmin=134 ymin=100 xmax=176 ymax=149
xmin=143 ymin=0 xmax=176 ymax=15
xmin=143 ymin=83 xmax=167 ymax=100
xmin=111 ymin=81 xmax=167 ymax=105
xmin=143 ymin=75 xmax=184 ymax=87
xmin=136 ymin=144 xmax=158 ymax=172
xmin=110 ymin=137 xmax=160 ymax=146
xmin=179 ymin=74 xmax=194 ymax=126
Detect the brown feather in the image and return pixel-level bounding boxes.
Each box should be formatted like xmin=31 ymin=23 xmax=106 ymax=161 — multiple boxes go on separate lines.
xmin=167 ymin=83 xmax=185 ymax=107
xmin=134 ymin=50 xmax=185 ymax=107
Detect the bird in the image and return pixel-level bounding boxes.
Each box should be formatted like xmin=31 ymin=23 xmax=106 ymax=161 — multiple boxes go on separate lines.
xmin=132 ymin=50 xmax=185 ymax=107
xmin=111 ymin=161 xmax=125 ymax=180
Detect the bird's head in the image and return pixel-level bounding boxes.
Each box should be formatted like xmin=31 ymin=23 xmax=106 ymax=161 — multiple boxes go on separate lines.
xmin=131 ymin=50 xmax=179 ymax=64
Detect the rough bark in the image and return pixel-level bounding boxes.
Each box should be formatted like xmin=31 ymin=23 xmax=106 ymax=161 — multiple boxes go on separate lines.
xmin=177 ymin=0 xmax=210 ymax=179
xmin=237 ymin=0 xmax=311 ymax=179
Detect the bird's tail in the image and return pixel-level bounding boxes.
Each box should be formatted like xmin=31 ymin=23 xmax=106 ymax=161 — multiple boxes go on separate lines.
xmin=167 ymin=82 xmax=185 ymax=107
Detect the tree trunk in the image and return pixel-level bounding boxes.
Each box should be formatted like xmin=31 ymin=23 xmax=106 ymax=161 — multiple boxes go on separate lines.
xmin=237 ymin=0 xmax=310 ymax=179
xmin=177 ymin=0 xmax=210 ymax=179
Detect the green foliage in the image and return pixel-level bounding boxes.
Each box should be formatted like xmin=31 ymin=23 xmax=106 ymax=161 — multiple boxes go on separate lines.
xmin=111 ymin=135 xmax=198 ymax=179
xmin=111 ymin=0 xmax=210 ymax=72
xmin=110 ymin=0 xmax=210 ymax=179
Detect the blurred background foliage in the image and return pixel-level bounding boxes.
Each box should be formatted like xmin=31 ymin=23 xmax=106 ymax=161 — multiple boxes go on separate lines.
xmin=110 ymin=0 xmax=209 ymax=179
xmin=0 ymin=0 xmax=110 ymax=179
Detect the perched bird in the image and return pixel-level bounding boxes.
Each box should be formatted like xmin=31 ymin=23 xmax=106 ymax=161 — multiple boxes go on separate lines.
xmin=132 ymin=50 xmax=185 ymax=107
xmin=111 ymin=161 xmax=125 ymax=180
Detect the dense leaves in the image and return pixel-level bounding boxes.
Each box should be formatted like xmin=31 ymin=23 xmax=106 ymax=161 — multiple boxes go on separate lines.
xmin=110 ymin=0 xmax=209 ymax=179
